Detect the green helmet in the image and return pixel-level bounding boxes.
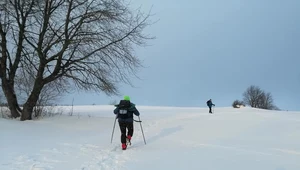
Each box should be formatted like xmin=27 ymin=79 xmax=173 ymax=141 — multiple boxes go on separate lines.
xmin=124 ymin=95 xmax=130 ymax=101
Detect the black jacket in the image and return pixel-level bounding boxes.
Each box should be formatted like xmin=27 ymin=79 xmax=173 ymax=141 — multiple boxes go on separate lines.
xmin=114 ymin=100 xmax=140 ymax=122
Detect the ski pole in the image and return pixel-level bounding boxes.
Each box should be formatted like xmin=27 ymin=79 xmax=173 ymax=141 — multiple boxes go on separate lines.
xmin=110 ymin=116 xmax=117 ymax=143
xmin=138 ymin=116 xmax=146 ymax=145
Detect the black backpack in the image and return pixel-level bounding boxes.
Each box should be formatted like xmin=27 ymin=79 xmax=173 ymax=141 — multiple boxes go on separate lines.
xmin=117 ymin=100 xmax=131 ymax=119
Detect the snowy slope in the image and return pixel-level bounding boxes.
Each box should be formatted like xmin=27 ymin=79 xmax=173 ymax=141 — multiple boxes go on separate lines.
xmin=1 ymin=106 xmax=300 ymax=170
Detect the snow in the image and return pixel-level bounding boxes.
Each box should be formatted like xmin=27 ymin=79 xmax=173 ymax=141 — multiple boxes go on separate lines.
xmin=1 ymin=106 xmax=300 ymax=170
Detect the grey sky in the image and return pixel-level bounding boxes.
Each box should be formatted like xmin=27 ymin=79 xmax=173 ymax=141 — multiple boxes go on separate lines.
xmin=63 ymin=0 xmax=300 ymax=111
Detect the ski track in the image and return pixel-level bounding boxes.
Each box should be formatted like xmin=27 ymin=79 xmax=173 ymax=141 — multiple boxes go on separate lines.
xmin=179 ymin=140 xmax=300 ymax=158
xmin=271 ymin=148 xmax=300 ymax=156
xmin=2 ymin=118 xmax=156 ymax=170
xmin=3 ymin=143 xmax=132 ymax=170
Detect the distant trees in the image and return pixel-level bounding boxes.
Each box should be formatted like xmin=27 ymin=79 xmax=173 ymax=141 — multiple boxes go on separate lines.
xmin=241 ymin=85 xmax=279 ymax=110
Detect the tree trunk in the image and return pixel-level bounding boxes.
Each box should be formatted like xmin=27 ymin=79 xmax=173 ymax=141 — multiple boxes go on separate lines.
xmin=21 ymin=80 xmax=44 ymax=121
xmin=0 ymin=24 xmax=21 ymax=118
xmin=1 ymin=80 xmax=21 ymax=118
xmin=21 ymin=103 xmax=33 ymax=120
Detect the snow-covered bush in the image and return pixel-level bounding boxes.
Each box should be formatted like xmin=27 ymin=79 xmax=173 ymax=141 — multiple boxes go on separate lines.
xmin=232 ymin=100 xmax=245 ymax=108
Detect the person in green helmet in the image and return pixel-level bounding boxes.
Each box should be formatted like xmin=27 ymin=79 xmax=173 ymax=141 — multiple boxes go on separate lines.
xmin=114 ymin=95 xmax=140 ymax=150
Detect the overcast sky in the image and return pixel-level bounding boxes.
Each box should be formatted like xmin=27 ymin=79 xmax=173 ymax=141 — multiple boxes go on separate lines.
xmin=62 ymin=0 xmax=300 ymax=111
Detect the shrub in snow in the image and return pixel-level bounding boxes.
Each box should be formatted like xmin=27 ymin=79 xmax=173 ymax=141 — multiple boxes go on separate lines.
xmin=232 ymin=100 xmax=245 ymax=108
xmin=0 ymin=106 xmax=11 ymax=119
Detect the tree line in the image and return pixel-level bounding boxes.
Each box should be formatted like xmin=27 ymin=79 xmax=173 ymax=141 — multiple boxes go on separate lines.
xmin=233 ymin=85 xmax=279 ymax=110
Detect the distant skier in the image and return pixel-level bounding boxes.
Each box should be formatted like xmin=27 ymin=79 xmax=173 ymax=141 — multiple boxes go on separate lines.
xmin=114 ymin=96 xmax=140 ymax=150
xmin=206 ymin=99 xmax=215 ymax=113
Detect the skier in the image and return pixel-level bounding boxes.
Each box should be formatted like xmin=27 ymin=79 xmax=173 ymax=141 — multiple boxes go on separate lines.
xmin=114 ymin=95 xmax=140 ymax=150
xmin=206 ymin=99 xmax=215 ymax=113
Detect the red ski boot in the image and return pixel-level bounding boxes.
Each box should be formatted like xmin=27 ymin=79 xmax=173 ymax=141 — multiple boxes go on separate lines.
xmin=122 ymin=143 xmax=127 ymax=150
xmin=126 ymin=135 xmax=132 ymax=146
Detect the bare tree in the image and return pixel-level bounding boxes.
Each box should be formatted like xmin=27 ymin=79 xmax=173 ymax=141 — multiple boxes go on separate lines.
xmin=0 ymin=0 xmax=153 ymax=120
xmin=243 ymin=85 xmax=278 ymax=110
xmin=243 ymin=85 xmax=263 ymax=108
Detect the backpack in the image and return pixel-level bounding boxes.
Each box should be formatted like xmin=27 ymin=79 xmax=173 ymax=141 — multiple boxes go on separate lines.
xmin=206 ymin=100 xmax=210 ymax=106
xmin=117 ymin=100 xmax=131 ymax=119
